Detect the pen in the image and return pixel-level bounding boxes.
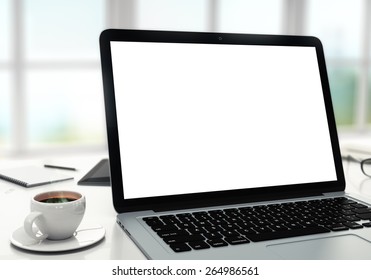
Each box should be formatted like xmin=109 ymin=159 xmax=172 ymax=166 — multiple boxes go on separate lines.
xmin=44 ymin=164 xmax=77 ymax=171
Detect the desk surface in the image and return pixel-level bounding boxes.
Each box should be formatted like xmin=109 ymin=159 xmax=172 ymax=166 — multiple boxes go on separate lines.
xmin=1 ymin=152 xmax=371 ymax=260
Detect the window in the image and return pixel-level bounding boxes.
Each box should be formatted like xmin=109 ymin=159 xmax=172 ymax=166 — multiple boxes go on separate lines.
xmin=1 ymin=0 xmax=370 ymax=156
xmin=2 ymin=0 xmax=106 ymax=155
xmin=306 ymin=0 xmax=365 ymax=127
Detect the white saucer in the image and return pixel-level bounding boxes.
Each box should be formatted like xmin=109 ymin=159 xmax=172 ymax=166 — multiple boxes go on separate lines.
xmin=10 ymin=223 xmax=105 ymax=253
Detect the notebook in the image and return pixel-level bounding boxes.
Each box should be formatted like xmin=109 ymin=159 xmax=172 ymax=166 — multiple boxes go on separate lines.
xmin=0 ymin=166 xmax=73 ymax=187
xmin=99 ymin=29 xmax=371 ymax=259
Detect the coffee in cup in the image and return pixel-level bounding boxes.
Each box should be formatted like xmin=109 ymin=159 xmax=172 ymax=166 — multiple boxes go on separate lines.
xmin=24 ymin=190 xmax=86 ymax=241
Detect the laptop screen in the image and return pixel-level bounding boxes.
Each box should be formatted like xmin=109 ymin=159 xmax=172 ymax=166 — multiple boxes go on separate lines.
xmin=109 ymin=40 xmax=337 ymax=200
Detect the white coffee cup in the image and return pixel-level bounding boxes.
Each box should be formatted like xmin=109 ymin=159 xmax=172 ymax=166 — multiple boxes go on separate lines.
xmin=24 ymin=190 xmax=86 ymax=241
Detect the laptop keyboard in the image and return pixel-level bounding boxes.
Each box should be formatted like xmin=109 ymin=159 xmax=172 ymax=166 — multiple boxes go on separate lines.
xmin=142 ymin=197 xmax=371 ymax=253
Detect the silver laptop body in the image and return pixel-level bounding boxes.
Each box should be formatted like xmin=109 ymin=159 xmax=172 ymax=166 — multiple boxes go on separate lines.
xmin=100 ymin=29 xmax=371 ymax=259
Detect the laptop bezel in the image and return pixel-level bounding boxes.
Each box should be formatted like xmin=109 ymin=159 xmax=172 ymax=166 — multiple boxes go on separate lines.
xmin=99 ymin=29 xmax=345 ymax=213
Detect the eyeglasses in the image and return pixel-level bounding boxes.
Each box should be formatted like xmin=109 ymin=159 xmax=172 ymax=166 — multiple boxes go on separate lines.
xmin=343 ymin=155 xmax=371 ymax=177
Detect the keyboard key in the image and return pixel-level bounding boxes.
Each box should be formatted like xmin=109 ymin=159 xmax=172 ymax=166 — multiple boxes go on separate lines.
xmin=163 ymin=234 xmax=204 ymax=244
xmin=203 ymin=232 xmax=223 ymax=240
xmin=265 ymin=225 xmax=285 ymax=232
xmin=244 ymin=226 xmax=330 ymax=242
xmin=207 ymin=239 xmax=228 ymax=247
xmin=204 ymin=225 xmax=223 ymax=233
xmin=151 ymin=224 xmax=178 ymax=232
xmin=329 ymin=224 xmax=349 ymax=231
xmin=341 ymin=209 xmax=354 ymax=215
xmin=188 ymin=227 xmax=207 ymax=234
xmin=189 ymin=241 xmax=210 ymax=250
xmin=178 ymin=216 xmax=197 ymax=223
xmin=221 ymin=224 xmax=240 ymax=231
xmin=161 ymin=217 xmax=180 ymax=225
xmin=225 ymin=236 xmax=250 ymax=245
xmin=334 ymin=197 xmax=356 ymax=205
xmin=170 ymin=243 xmax=191 ymax=252
xmin=157 ymin=230 xmax=189 ymax=238
xmin=143 ymin=217 xmax=164 ymax=226
xmin=194 ymin=221 xmax=209 ymax=228
xmin=352 ymin=208 xmax=371 ymax=214
xmin=356 ymin=213 xmax=371 ymax=220
xmin=343 ymin=222 xmax=363 ymax=229
xmin=343 ymin=215 xmax=361 ymax=222
xmin=220 ymin=230 xmax=239 ymax=238
xmin=254 ymin=226 xmax=275 ymax=233
xmin=177 ymin=222 xmax=194 ymax=228
xmin=353 ymin=203 xmax=368 ymax=209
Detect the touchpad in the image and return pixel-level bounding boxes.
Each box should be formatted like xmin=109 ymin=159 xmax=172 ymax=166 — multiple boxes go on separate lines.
xmin=267 ymin=235 xmax=371 ymax=259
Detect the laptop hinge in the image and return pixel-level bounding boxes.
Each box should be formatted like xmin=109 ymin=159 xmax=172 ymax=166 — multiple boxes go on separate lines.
xmin=322 ymin=191 xmax=345 ymax=197
xmin=151 ymin=190 xmax=326 ymax=212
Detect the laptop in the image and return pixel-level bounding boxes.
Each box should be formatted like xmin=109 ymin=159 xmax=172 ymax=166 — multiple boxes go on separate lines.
xmin=99 ymin=29 xmax=371 ymax=259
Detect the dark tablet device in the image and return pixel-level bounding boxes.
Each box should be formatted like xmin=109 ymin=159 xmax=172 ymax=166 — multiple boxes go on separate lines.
xmin=78 ymin=159 xmax=110 ymax=186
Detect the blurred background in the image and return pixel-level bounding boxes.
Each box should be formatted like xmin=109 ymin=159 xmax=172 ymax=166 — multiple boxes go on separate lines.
xmin=1 ymin=0 xmax=370 ymax=157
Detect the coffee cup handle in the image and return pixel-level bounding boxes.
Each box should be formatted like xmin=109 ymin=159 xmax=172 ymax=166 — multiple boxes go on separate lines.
xmin=24 ymin=212 xmax=49 ymax=241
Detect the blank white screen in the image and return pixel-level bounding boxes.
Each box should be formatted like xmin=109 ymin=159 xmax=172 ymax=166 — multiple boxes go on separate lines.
xmin=111 ymin=42 xmax=337 ymax=199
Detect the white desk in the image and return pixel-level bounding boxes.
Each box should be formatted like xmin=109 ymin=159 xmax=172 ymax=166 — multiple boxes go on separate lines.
xmin=0 ymin=154 xmax=146 ymax=260
xmin=1 ymin=153 xmax=371 ymax=260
